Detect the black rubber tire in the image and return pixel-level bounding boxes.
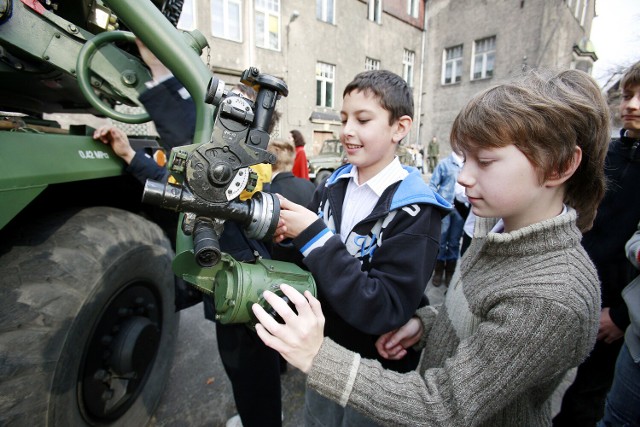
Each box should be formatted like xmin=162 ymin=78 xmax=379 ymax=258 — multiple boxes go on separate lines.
xmin=314 ymin=170 xmax=332 ymax=186
xmin=0 ymin=207 xmax=178 ymax=426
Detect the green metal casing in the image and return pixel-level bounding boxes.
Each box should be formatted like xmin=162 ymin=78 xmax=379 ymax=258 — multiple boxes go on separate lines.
xmin=0 ymin=131 xmax=123 ymax=229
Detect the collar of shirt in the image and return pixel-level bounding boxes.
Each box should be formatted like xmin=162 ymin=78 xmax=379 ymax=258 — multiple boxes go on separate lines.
xmin=338 ymin=157 xmax=408 ymax=197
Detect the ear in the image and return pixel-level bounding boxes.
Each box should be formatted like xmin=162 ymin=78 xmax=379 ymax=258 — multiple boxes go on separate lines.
xmin=392 ymin=115 xmax=413 ymax=144
xmin=545 ymin=146 xmax=582 ymax=187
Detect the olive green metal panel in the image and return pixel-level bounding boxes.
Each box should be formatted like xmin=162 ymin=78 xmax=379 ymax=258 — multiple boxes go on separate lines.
xmin=0 ymin=186 xmax=46 ymax=230
xmin=0 ymin=131 xmax=124 ymax=228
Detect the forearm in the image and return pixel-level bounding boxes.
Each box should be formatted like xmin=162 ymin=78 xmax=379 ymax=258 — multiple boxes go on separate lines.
xmin=298 ymin=221 xmax=439 ymax=334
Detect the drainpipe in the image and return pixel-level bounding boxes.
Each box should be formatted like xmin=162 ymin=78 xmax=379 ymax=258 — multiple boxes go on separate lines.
xmin=416 ymin=0 xmax=428 ymax=148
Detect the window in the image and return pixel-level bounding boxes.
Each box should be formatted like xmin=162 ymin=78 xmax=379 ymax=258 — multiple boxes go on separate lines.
xmin=580 ymin=0 xmax=588 ymax=26
xmin=316 ymin=62 xmax=335 ymax=108
xmin=442 ymin=45 xmax=463 ymax=84
xmin=407 ymin=0 xmax=419 ymax=18
xmin=365 ymin=57 xmax=380 ymax=71
xmin=177 ymin=0 xmax=196 ymax=30
xmin=211 ymin=0 xmax=241 ymax=42
xmin=317 ymin=0 xmax=335 ymax=24
xmin=255 ymin=0 xmax=280 ymax=50
xmin=368 ymin=0 xmax=382 ymax=24
xmin=472 ymin=36 xmax=495 ymax=80
xmin=403 ymin=50 xmax=415 ymax=87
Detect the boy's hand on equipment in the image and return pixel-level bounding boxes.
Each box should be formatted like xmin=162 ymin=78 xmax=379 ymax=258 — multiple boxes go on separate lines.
xmin=375 ymin=317 xmax=423 ymax=360
xmin=275 ymin=194 xmax=319 ymax=240
xmin=93 ymin=126 xmax=136 ymax=165
xmin=252 ymin=284 xmax=325 ymax=374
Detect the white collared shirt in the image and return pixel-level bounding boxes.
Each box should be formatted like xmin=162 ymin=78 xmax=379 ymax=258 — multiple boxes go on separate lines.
xmin=339 ymin=157 xmax=408 ymax=242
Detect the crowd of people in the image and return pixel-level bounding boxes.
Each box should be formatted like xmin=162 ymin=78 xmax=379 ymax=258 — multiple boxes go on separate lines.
xmin=95 ymin=38 xmax=640 ymax=426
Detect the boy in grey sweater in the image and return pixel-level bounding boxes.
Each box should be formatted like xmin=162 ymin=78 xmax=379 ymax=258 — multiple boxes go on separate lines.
xmin=252 ymin=69 xmax=609 ymax=426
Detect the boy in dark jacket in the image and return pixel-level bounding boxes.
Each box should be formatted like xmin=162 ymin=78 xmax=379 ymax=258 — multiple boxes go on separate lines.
xmin=270 ymin=70 xmax=450 ymax=426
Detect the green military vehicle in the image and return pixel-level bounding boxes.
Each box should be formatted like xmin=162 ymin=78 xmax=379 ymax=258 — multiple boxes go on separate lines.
xmin=0 ymin=1 xmax=193 ymax=425
xmin=308 ymin=138 xmax=419 ymax=185
xmin=0 ymin=0 xmax=315 ymax=427
xmin=308 ymin=138 xmax=345 ymax=184
xmin=0 ymin=2 xmax=315 ymax=425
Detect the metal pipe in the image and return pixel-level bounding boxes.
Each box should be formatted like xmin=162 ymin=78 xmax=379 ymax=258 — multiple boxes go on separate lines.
xmin=103 ymin=0 xmax=215 ymax=146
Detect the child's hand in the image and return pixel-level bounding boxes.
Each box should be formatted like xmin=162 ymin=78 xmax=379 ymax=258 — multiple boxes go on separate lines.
xmin=252 ymin=284 xmax=325 ymax=374
xmin=375 ymin=317 xmax=423 ymax=360
xmin=273 ymin=195 xmax=319 ymax=242
xmin=93 ymin=126 xmax=136 ymax=164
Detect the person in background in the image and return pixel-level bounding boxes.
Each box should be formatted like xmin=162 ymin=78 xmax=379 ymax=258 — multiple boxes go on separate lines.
xmin=267 ymin=138 xmax=316 ymax=206
xmin=429 ymin=149 xmax=465 ymax=287
xmin=597 ymin=221 xmax=640 ymax=427
xmin=427 ymin=135 xmax=439 ymax=173
xmin=253 ymin=68 xmax=608 ymax=427
xmin=554 ymin=61 xmax=640 ymax=427
xmin=289 ymin=129 xmax=310 ymax=180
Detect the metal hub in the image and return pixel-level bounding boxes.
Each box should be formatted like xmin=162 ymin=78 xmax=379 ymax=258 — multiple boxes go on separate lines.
xmin=79 ymin=284 xmax=162 ymax=422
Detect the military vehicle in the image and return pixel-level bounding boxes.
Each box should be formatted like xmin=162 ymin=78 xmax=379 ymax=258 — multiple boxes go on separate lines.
xmin=308 ymin=138 xmax=419 ymax=185
xmin=0 ymin=1 xmax=314 ymax=425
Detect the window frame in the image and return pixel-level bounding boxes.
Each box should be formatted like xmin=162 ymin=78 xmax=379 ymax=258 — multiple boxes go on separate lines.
xmin=365 ymin=57 xmax=381 ymax=71
xmin=407 ymin=0 xmax=419 ymax=18
xmin=210 ymin=0 xmax=242 ymax=42
xmin=317 ymin=0 xmax=335 ymax=24
xmin=471 ymin=36 xmax=496 ymax=81
xmin=403 ymin=49 xmax=415 ymax=87
xmin=177 ymin=0 xmax=197 ymax=30
xmin=316 ymin=62 xmax=335 ymax=108
xmin=368 ymin=0 xmax=382 ymax=24
xmin=442 ymin=44 xmax=463 ymax=85
xmin=255 ymin=0 xmax=281 ymax=51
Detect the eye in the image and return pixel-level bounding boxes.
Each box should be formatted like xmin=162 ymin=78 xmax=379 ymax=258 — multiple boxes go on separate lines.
xmin=478 ymin=159 xmax=494 ymax=167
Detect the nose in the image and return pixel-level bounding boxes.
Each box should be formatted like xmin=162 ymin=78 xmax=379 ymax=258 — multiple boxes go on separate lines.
xmin=341 ymin=119 xmax=355 ymax=138
xmin=628 ymin=94 xmax=640 ymax=110
xmin=457 ymin=163 xmax=473 ymax=188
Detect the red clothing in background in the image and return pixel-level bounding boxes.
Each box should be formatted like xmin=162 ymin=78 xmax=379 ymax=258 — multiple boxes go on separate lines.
xmin=292 ymin=145 xmax=310 ymax=180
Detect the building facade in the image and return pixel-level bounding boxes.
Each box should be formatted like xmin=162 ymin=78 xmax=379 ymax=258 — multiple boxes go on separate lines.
xmin=177 ymin=0 xmax=427 ymax=156
xmin=422 ymin=0 xmax=597 ymax=154
xmin=173 ymin=0 xmax=597 ymax=158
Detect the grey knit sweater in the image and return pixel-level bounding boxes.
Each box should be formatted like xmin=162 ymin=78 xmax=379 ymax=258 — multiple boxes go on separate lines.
xmin=307 ymin=208 xmax=600 ymax=426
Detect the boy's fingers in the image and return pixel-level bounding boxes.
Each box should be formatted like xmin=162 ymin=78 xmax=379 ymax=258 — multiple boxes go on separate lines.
xmin=304 ymin=290 xmax=325 ymax=322
xmin=254 ymin=322 xmax=284 ymax=352
xmin=262 ymin=289 xmax=297 ymax=323
xmin=252 ymin=302 xmax=285 ymax=335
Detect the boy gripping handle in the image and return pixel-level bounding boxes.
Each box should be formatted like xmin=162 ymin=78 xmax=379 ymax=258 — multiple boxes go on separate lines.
xmin=255 ymin=69 xmax=608 ymax=427
xmin=271 ymin=70 xmax=450 ymax=425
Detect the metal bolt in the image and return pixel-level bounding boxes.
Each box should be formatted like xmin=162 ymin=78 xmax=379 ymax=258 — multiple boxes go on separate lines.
xmin=121 ymin=70 xmax=137 ymax=86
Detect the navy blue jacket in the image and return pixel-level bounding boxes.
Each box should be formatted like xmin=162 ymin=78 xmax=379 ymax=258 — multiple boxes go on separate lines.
xmin=288 ymin=164 xmax=451 ymax=372
xmin=582 ymin=129 xmax=640 ymax=330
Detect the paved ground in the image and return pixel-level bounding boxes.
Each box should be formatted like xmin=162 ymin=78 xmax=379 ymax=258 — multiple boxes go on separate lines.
xmin=151 ymin=272 xmax=574 ymax=426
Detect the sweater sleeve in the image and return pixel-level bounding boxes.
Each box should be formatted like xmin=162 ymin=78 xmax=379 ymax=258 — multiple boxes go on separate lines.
xmin=293 ymin=205 xmax=442 ymax=335
xmin=308 ymin=296 xmax=595 ymax=427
